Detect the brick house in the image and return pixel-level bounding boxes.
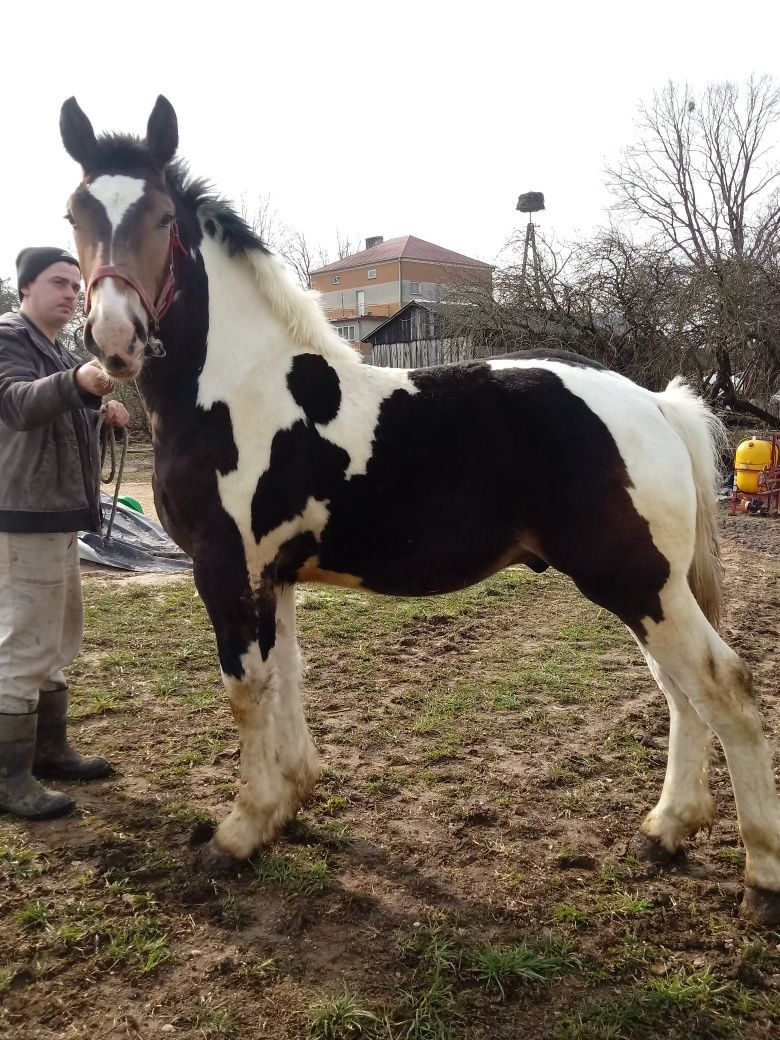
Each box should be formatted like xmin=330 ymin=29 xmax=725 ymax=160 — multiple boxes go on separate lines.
xmin=310 ymin=235 xmax=493 ymax=345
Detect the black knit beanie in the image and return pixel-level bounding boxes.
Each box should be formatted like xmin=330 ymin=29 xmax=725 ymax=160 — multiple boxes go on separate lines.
xmin=16 ymin=247 xmax=80 ymax=300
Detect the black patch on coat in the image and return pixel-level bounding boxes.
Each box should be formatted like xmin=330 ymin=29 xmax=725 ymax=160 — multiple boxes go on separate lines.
xmin=192 ymin=509 xmax=277 ymax=675
xmin=287 ymin=354 xmax=341 ymax=424
xmin=250 ymin=420 xmax=350 ymax=543
xmin=198 ymin=200 xmax=269 ymax=258
xmin=268 ymin=532 xmax=320 ymax=586
xmin=312 ymin=362 xmax=669 ymax=638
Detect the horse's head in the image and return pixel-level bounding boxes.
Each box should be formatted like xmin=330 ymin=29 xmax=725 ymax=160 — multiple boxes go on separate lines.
xmin=61 ymin=96 xmax=180 ymax=379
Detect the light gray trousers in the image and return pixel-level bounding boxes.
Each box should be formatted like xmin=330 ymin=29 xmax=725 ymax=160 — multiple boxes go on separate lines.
xmin=0 ymin=532 xmax=83 ymax=714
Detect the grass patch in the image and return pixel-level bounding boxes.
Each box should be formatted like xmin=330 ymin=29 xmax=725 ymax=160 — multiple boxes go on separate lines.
xmin=555 ymin=968 xmax=771 ymax=1039
xmin=102 ymin=915 xmax=170 ymax=973
xmin=597 ymin=894 xmax=654 ymax=920
xmin=189 ymin=995 xmax=239 ymax=1037
xmin=306 ymin=993 xmax=380 ymax=1039
xmin=463 ymin=938 xmax=582 ymax=999
xmin=16 ymin=900 xmax=53 ymax=930
xmin=552 ymin=903 xmax=591 ymax=929
xmin=0 ymin=839 xmax=40 ymax=882
xmin=250 ymin=852 xmax=330 ymax=894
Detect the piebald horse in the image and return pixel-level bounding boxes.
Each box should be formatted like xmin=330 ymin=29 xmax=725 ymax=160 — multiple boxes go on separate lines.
xmin=59 ymin=95 xmax=780 ymax=923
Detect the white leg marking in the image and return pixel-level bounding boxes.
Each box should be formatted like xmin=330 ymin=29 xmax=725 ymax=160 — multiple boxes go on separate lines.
xmin=639 ymin=650 xmax=715 ymax=850
xmin=272 ymin=587 xmax=319 ymax=799
xmin=214 ymin=592 xmax=318 ymax=859
xmin=644 ymin=582 xmax=780 ymax=892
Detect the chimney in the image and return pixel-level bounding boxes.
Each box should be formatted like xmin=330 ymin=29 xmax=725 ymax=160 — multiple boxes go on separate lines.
xmin=365 ymin=235 xmax=383 ymax=249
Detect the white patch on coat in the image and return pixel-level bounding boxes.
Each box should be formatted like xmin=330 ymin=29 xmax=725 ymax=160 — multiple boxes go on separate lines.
xmin=197 ymin=231 xmax=418 ymax=577
xmin=254 ymin=498 xmax=330 ymax=584
xmin=87 ymin=175 xmax=146 ymax=246
xmin=315 ymin=360 xmax=418 ymax=477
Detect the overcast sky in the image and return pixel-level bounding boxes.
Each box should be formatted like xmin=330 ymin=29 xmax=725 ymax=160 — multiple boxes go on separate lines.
xmin=1 ymin=0 xmax=779 ymax=285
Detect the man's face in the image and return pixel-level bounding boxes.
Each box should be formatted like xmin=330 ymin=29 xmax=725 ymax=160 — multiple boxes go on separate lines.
xmin=21 ymin=261 xmax=81 ymax=330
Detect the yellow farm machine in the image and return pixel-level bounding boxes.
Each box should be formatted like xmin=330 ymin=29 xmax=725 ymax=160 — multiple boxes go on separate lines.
xmin=730 ymin=432 xmax=780 ymax=516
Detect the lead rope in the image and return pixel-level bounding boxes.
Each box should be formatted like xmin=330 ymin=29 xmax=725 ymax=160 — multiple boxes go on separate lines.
xmin=96 ymin=408 xmax=129 ymax=545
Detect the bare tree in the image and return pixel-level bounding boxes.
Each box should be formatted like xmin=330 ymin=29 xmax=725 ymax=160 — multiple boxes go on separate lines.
xmin=278 ymin=229 xmax=329 ymax=289
xmin=607 ymin=77 xmax=780 ymax=264
xmin=335 ymin=230 xmax=359 ymax=261
xmin=240 ymin=192 xmax=287 ymax=252
xmin=606 ymin=76 xmax=780 ymax=419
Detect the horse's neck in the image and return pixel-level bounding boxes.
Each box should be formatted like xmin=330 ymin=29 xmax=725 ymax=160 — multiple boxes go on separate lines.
xmin=141 ymin=236 xmax=403 ymax=445
xmin=197 ymin=237 xmax=296 ymax=408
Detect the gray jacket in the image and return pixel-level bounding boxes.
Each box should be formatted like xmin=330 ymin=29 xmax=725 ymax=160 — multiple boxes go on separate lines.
xmin=0 ymin=312 xmax=102 ymax=533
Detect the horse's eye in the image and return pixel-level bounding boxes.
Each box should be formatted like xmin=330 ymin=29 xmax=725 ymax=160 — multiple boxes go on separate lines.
xmin=160 ymin=214 xmax=174 ymax=228
xmin=64 ymin=212 xmax=76 ymax=227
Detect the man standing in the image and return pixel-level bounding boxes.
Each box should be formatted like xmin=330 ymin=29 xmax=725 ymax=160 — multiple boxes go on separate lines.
xmin=0 ymin=247 xmax=129 ymax=818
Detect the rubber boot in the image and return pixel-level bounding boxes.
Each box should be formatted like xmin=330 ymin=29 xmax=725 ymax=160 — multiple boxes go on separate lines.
xmin=33 ymin=688 xmax=112 ymax=780
xmin=0 ymin=711 xmax=74 ymax=818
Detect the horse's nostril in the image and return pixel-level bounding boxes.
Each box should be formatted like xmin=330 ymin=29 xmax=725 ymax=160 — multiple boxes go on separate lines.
xmin=105 ymin=354 xmax=126 ymax=374
xmin=83 ymin=322 xmax=101 ymax=359
xmin=132 ymin=316 xmax=147 ymax=346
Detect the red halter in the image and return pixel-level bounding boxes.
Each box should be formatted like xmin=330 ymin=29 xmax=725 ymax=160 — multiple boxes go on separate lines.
xmin=84 ymin=221 xmax=186 ymax=331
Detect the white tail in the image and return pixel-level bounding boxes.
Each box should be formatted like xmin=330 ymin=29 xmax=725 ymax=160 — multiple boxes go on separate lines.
xmin=657 ymin=377 xmax=726 ymax=626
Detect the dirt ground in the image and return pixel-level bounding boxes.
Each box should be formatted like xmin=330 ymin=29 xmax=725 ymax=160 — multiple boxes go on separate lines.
xmin=1 ymin=503 xmax=779 ymax=1039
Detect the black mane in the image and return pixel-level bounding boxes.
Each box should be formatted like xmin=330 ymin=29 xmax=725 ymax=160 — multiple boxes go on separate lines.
xmin=86 ymin=134 xmax=268 ymax=257
xmin=167 ymin=160 xmax=269 ymax=258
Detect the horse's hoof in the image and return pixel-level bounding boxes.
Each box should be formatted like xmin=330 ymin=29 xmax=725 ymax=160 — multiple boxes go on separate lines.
xmin=198 ymin=838 xmax=246 ymax=877
xmin=629 ymin=832 xmax=685 ymax=866
xmin=741 ymin=886 xmax=780 ymax=926
xmin=188 ymin=819 xmax=216 ymax=847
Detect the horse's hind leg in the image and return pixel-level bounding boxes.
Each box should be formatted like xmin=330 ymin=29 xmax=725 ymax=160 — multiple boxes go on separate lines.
xmin=631 ymin=649 xmax=715 ymax=860
xmin=640 ymin=583 xmax=780 ymax=922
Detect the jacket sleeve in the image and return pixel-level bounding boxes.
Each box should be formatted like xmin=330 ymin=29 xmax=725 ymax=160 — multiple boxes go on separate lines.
xmin=0 ymin=333 xmax=100 ymax=431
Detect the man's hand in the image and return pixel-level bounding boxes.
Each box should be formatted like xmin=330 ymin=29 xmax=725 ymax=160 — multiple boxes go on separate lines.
xmin=102 ymin=400 xmax=130 ymax=428
xmin=75 ymin=359 xmax=115 ymax=397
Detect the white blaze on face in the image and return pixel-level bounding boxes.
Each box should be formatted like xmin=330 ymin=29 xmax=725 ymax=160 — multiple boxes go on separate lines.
xmin=87 ymin=175 xmax=146 ymax=257
xmin=85 ymin=175 xmax=148 ymax=340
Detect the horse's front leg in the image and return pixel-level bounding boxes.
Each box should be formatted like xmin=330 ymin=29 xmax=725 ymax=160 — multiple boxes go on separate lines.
xmin=195 ymin=559 xmax=317 ymax=866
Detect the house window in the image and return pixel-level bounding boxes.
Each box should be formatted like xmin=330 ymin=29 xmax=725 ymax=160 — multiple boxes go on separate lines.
xmin=337 ymin=325 xmax=357 ymax=341
xmin=367 ymin=269 xmax=377 ymax=279
xmin=332 ymin=275 xmax=341 ymax=285
xmin=410 ymin=281 xmax=421 ymax=296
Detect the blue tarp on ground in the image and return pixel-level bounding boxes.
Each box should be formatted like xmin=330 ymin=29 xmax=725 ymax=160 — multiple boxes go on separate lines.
xmin=79 ymin=494 xmax=192 ymax=573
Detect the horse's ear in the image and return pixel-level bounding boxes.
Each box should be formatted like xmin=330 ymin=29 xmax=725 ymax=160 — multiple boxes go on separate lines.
xmin=145 ymin=95 xmax=178 ymax=168
xmin=60 ymin=97 xmax=98 ymax=168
